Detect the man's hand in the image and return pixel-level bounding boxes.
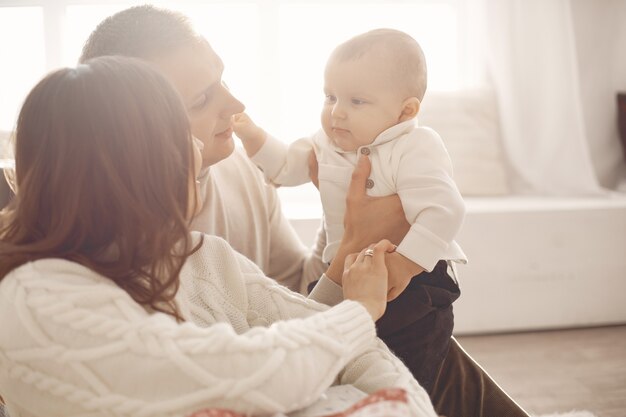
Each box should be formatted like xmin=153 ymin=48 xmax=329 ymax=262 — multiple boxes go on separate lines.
xmin=326 ymin=155 xmax=412 ymax=285
xmin=385 ymin=251 xmax=425 ymax=301
xmin=343 ymin=155 xmax=410 ymax=247
xmin=344 ymin=157 xmax=423 ymax=298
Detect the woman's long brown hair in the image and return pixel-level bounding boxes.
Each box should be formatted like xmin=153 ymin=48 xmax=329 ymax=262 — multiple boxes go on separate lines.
xmin=0 ymin=56 xmax=201 ymax=320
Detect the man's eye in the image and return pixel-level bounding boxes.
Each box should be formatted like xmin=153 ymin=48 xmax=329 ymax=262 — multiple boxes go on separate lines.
xmin=191 ymin=93 xmax=209 ymax=110
xmin=351 ymin=98 xmax=366 ymax=105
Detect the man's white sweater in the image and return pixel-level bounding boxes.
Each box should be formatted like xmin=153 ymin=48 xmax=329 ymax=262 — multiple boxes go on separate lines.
xmin=191 ymin=148 xmax=326 ymax=295
xmin=0 ymin=233 xmax=436 ymax=417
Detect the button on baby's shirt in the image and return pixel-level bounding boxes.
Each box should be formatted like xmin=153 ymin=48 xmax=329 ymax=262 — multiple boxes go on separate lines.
xmin=365 ymin=179 xmax=375 ymax=189
xmin=360 ymin=147 xmax=371 ymax=155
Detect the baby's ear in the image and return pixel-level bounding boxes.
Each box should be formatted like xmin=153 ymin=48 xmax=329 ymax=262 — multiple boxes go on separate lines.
xmin=399 ymin=97 xmax=420 ymax=122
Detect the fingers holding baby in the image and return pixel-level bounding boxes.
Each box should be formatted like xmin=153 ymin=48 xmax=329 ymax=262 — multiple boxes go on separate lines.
xmin=341 ymin=239 xmax=397 ymax=321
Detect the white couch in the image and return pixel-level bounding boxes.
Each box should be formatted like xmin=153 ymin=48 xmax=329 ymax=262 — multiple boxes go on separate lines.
xmin=291 ymin=89 xmax=626 ymax=334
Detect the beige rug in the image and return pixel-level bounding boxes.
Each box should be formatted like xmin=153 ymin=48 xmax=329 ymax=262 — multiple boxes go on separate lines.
xmin=536 ymin=412 xmax=597 ymax=417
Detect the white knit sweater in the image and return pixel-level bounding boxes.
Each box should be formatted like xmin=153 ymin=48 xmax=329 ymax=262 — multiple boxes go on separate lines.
xmin=191 ymin=148 xmax=327 ymax=295
xmin=0 ymin=233 xmax=436 ymax=417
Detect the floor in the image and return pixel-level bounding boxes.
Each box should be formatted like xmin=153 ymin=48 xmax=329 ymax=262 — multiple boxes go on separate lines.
xmin=456 ymin=325 xmax=626 ymax=417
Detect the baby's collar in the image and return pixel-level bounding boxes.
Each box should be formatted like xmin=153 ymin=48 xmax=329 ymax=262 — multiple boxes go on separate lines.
xmin=330 ymin=118 xmax=416 ymax=154
xmin=370 ymin=119 xmax=416 ymax=146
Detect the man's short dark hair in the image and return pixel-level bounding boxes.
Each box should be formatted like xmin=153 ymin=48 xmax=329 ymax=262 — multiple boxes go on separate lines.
xmin=80 ymin=5 xmax=201 ymax=63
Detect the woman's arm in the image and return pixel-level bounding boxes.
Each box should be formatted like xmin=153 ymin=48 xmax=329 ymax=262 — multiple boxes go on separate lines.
xmin=235 ymin=240 xmax=436 ymax=417
xmin=0 ymin=259 xmax=376 ymax=417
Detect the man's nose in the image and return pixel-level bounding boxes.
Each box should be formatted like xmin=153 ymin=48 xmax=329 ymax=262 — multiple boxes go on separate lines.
xmin=220 ymin=86 xmax=245 ymax=118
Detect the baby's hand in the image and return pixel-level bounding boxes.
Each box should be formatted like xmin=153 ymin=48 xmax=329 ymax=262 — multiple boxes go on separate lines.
xmin=233 ymin=112 xmax=266 ymax=157
xmin=233 ymin=112 xmax=263 ymax=142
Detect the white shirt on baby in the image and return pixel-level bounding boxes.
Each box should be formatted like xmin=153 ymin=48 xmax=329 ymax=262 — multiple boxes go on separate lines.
xmin=252 ymin=119 xmax=467 ymax=272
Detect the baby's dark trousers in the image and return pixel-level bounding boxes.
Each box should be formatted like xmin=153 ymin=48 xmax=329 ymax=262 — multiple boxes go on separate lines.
xmin=375 ymin=259 xmax=460 ymax=393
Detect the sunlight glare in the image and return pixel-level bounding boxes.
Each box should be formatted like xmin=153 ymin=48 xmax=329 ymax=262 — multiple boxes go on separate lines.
xmin=0 ymin=7 xmax=45 ymax=131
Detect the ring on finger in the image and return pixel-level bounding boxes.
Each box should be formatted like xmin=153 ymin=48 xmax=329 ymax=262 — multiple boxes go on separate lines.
xmin=364 ymin=248 xmax=375 ymax=257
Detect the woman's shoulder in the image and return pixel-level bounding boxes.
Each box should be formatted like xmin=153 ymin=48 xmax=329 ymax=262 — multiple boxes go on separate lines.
xmin=190 ymin=232 xmax=260 ymax=268
xmin=187 ymin=232 xmax=264 ymax=279
xmin=190 ymin=231 xmax=236 ymax=255
xmin=0 ymin=259 xmax=128 ymax=318
xmin=2 ymin=258 xmax=112 ymax=290
xmin=0 ymin=258 xmax=134 ymax=329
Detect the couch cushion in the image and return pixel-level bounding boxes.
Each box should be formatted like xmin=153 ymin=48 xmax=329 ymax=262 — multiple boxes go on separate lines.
xmin=418 ymin=89 xmax=510 ymax=196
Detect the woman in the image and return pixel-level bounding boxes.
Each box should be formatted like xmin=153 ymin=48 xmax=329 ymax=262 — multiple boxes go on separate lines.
xmin=0 ymin=57 xmax=435 ymax=417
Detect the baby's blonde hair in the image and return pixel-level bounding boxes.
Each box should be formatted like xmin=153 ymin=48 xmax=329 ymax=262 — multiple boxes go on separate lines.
xmin=329 ymin=28 xmax=427 ymax=101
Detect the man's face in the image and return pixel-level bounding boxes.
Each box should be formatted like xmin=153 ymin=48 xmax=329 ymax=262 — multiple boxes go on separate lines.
xmin=320 ymin=54 xmax=405 ymax=152
xmin=152 ymin=40 xmax=244 ymax=167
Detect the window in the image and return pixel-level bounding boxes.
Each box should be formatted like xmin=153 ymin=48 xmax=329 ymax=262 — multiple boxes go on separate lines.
xmin=0 ymin=0 xmax=480 ymax=218
xmin=0 ymin=6 xmax=45 ymax=131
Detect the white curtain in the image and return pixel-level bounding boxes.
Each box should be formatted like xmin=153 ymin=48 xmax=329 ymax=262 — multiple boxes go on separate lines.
xmin=482 ymin=0 xmax=609 ymax=195
xmin=570 ymin=0 xmax=626 ymax=191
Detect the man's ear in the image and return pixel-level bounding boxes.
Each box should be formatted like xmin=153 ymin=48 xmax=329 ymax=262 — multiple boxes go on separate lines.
xmin=398 ymin=97 xmax=420 ymax=122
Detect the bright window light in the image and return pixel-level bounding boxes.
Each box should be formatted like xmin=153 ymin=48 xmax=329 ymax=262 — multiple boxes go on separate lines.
xmin=64 ymin=4 xmax=134 ymax=66
xmin=0 ymin=7 xmax=45 ymax=131
xmin=0 ymin=1 xmax=466 ymax=218
xmin=165 ymin=3 xmax=261 ymax=123
xmin=273 ymin=3 xmax=458 ymax=218
xmin=277 ymin=3 xmax=458 ymax=140
xmin=65 ymin=3 xmax=262 ymax=114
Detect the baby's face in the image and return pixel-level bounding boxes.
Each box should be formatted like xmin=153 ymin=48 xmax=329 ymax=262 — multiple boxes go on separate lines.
xmin=321 ymin=54 xmax=406 ymax=152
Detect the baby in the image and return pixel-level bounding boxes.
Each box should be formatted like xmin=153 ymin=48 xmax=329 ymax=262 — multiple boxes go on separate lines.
xmin=235 ymin=28 xmax=468 ymax=391
xmin=235 ymin=28 xmax=466 ymax=276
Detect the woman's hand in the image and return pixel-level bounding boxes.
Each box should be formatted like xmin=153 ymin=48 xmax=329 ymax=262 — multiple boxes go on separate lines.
xmin=342 ymin=239 xmax=397 ymax=321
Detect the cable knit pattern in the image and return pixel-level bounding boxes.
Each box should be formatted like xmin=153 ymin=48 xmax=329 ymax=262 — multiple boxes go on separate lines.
xmin=0 ymin=233 xmax=436 ymax=417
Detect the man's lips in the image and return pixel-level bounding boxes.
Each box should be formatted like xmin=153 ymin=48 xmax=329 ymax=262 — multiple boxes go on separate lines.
xmin=215 ymin=126 xmax=233 ymax=139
